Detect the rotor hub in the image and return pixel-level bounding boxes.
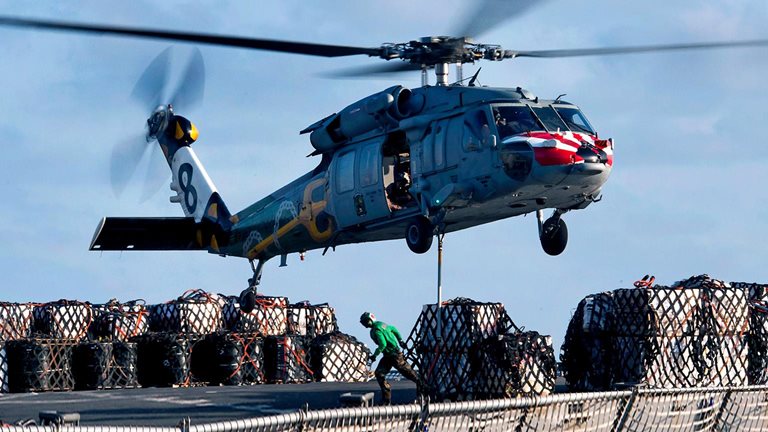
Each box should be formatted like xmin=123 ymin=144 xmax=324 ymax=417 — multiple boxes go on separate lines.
xmin=376 ymin=36 xmax=509 ymax=67
xmin=147 ymin=105 xmax=171 ymax=140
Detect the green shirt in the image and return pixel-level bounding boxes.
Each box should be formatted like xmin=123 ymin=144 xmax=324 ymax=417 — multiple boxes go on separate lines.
xmin=370 ymin=320 xmax=403 ymax=357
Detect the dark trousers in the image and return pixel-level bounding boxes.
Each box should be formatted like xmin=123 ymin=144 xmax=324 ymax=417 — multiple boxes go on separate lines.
xmin=375 ymin=352 xmax=420 ymax=404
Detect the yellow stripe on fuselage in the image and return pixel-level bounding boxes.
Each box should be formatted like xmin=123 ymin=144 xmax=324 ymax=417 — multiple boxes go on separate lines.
xmin=247 ymin=218 xmax=301 ymax=259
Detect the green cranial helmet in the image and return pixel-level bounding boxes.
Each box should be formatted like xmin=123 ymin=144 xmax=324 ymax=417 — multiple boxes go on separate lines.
xmin=360 ymin=312 xmax=375 ymax=324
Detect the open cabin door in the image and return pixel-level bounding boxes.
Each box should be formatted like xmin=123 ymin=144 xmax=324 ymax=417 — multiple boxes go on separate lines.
xmin=330 ymin=136 xmax=390 ymax=228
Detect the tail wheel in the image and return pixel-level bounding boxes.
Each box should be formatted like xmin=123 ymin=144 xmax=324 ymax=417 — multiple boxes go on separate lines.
xmin=540 ymin=217 xmax=568 ymax=256
xmin=406 ymin=217 xmax=434 ymax=254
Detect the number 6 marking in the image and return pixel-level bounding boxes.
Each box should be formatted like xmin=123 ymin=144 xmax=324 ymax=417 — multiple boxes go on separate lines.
xmin=178 ymin=163 xmax=198 ymax=214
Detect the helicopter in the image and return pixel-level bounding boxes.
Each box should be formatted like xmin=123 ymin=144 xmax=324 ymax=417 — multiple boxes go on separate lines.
xmin=1 ymin=3 xmax=767 ymax=292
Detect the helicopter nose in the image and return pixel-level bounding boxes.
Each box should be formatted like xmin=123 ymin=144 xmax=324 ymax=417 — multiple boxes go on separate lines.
xmin=575 ymin=144 xmax=605 ymax=164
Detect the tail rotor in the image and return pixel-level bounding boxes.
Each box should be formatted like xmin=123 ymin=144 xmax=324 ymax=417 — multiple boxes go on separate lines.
xmin=110 ymin=47 xmax=206 ymax=199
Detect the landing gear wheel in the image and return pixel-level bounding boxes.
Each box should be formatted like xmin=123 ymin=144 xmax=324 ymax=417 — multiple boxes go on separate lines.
xmin=239 ymin=288 xmax=256 ymax=314
xmin=240 ymin=259 xmax=265 ymax=313
xmin=540 ymin=217 xmax=568 ymax=256
xmin=406 ymin=217 xmax=434 ymax=254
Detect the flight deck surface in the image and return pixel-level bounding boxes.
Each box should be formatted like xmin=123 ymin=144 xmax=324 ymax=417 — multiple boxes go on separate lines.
xmin=0 ymin=382 xmax=417 ymax=426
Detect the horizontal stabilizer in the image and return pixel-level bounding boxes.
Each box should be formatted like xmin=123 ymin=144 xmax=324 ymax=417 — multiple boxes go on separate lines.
xmin=90 ymin=217 xmax=207 ymax=251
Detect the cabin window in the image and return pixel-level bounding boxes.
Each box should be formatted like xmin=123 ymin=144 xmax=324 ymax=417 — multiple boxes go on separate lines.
xmin=359 ymin=143 xmax=378 ymax=187
xmin=434 ymin=122 xmax=446 ymax=169
xmin=446 ymin=117 xmax=463 ymax=166
xmin=311 ymin=183 xmax=325 ymax=202
xmin=336 ymin=151 xmax=355 ymax=193
xmin=422 ymin=127 xmax=434 ymax=173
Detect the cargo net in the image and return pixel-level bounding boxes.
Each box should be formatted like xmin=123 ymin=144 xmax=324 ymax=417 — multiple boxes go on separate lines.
xmin=0 ymin=303 xmax=34 ymax=341
xmin=475 ymin=331 xmax=557 ymax=398
xmin=236 ymin=333 xmax=266 ymax=384
xmin=309 ymin=332 xmax=370 ymax=382
xmin=72 ymin=342 xmax=138 ymax=390
xmin=264 ymin=335 xmax=313 ymax=384
xmin=189 ymin=332 xmax=265 ymax=385
xmin=0 ymin=341 xmax=7 ymax=393
xmin=406 ymin=298 xmax=514 ymax=351
xmin=561 ymin=274 xmax=753 ymax=391
xmin=238 ymin=296 xmax=289 ymax=336
xmin=216 ymin=294 xmax=241 ymax=331
xmin=5 ymin=338 xmax=75 ymax=392
xmin=89 ymin=300 xmax=149 ymax=342
xmin=612 ymin=335 xmax=747 ymax=388
xmin=131 ymin=333 xmax=203 ymax=387
xmin=33 ymin=300 xmax=93 ymax=341
xmin=287 ymin=302 xmax=339 ymax=338
xmin=560 ymin=292 xmax=616 ymax=391
xmin=149 ymin=290 xmax=222 ymax=335
xmin=732 ymin=282 xmax=768 ymax=384
xmin=404 ymin=297 xmax=555 ymax=402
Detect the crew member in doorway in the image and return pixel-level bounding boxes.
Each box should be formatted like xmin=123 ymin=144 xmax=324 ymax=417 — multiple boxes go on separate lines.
xmin=385 ymin=156 xmax=412 ymax=210
xmin=360 ymin=312 xmax=422 ymax=405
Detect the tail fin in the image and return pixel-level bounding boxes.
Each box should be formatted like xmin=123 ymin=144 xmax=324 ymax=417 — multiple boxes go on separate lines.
xmin=157 ymin=111 xmax=233 ymax=246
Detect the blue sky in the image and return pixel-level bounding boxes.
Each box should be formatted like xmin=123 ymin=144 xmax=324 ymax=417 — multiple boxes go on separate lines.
xmin=0 ymin=1 xmax=766 ymax=351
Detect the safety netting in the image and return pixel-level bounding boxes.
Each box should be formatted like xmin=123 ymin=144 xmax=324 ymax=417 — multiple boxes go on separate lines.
xmin=264 ymin=335 xmax=313 ymax=384
xmin=131 ymin=332 xmax=202 ymax=387
xmin=0 ymin=302 xmax=34 ymax=341
xmin=238 ymin=296 xmax=289 ymax=336
xmin=149 ymin=290 xmax=222 ymax=335
xmin=33 ymin=300 xmax=93 ymax=341
xmin=5 ymin=338 xmax=75 ymax=392
xmin=309 ymin=331 xmax=370 ymax=382
xmin=287 ymin=301 xmax=339 ymax=338
xmin=89 ymin=299 xmax=149 ymax=342
xmin=405 ymin=297 xmax=554 ymax=401
xmin=71 ymin=341 xmax=138 ymax=390
xmin=562 ymin=274 xmax=754 ymax=391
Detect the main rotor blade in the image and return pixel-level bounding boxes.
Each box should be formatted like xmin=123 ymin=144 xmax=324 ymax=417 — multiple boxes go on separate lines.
xmin=0 ymin=16 xmax=381 ymax=57
xmin=321 ymin=61 xmax=423 ymax=78
xmin=508 ymin=39 xmax=768 ymax=59
xmin=453 ymin=0 xmax=546 ymax=39
xmin=131 ymin=47 xmax=171 ymax=109
xmin=170 ymin=47 xmax=205 ymax=111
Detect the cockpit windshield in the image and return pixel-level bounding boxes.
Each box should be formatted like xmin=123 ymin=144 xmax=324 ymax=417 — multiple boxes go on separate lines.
xmin=493 ymin=104 xmax=596 ymax=140
xmin=554 ymin=106 xmax=596 ymax=135
xmin=492 ymin=105 xmax=544 ymax=141
xmin=530 ymin=106 xmax=568 ymax=132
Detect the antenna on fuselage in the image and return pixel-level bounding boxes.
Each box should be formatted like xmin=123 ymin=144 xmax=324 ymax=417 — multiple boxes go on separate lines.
xmin=468 ymin=67 xmax=482 ymax=87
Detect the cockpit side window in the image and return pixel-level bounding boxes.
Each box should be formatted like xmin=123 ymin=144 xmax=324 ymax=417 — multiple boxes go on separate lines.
xmin=462 ymin=109 xmax=493 ymax=152
xmin=553 ymin=106 xmax=596 ymax=135
xmin=492 ymin=105 xmax=543 ymax=141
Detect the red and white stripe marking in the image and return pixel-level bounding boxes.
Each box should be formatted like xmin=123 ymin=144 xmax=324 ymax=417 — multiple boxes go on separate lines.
xmin=503 ymin=132 xmax=613 ymax=167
